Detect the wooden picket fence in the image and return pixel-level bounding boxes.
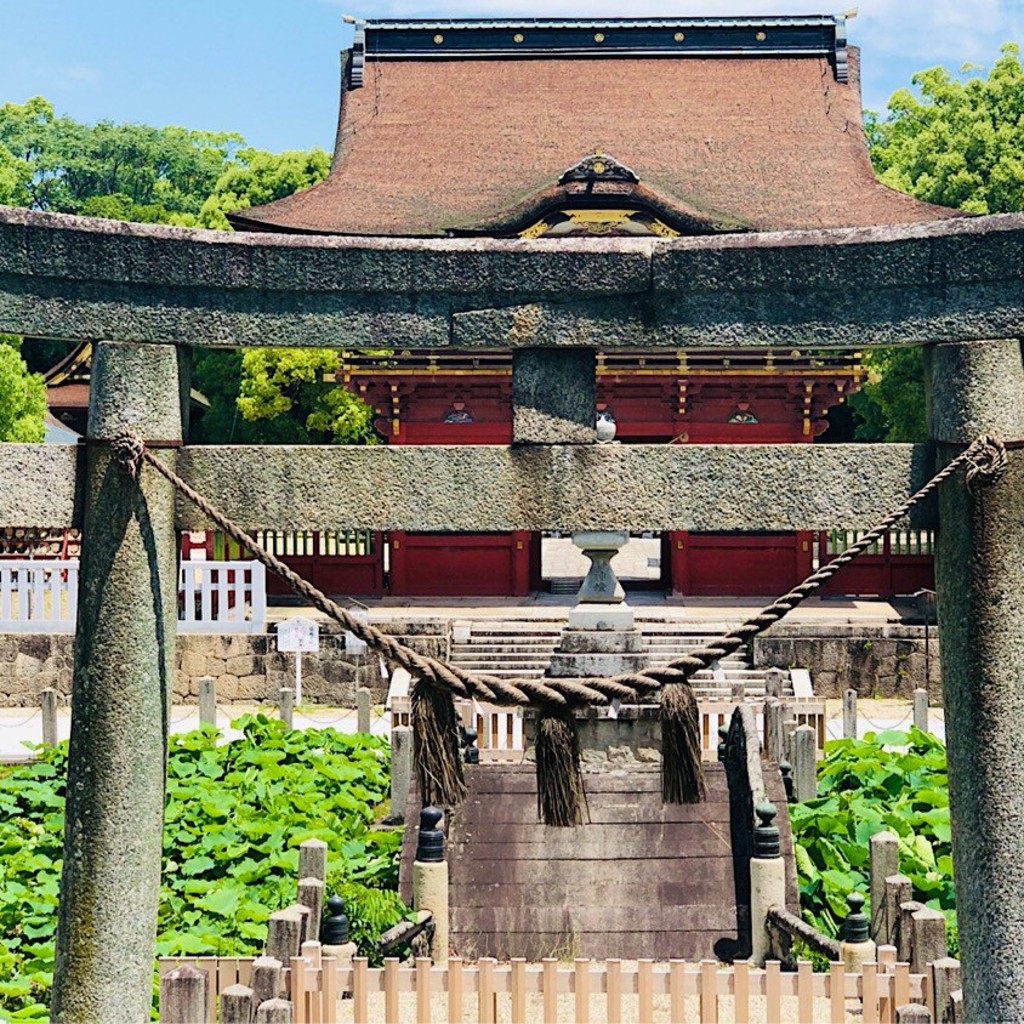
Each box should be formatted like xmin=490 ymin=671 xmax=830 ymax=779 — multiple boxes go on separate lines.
xmin=160 ymin=949 xmax=931 ymax=1023
xmin=0 ymin=559 xmax=78 ymax=632
xmin=0 ymin=558 xmax=267 ymax=633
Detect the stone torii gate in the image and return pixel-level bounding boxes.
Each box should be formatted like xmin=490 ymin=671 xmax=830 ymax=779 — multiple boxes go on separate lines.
xmin=0 ymin=206 xmax=1022 ymax=1021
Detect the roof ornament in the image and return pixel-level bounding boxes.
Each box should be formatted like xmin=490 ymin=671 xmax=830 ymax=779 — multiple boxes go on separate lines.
xmin=833 ymin=13 xmax=849 ymax=83
xmin=348 ymin=19 xmax=367 ymax=88
xmin=558 ymin=149 xmax=639 ymax=186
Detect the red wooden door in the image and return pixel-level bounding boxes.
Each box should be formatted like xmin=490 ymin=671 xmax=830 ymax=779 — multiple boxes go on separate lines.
xmin=388 ymin=532 xmax=532 ymax=596
xmin=670 ymin=532 xmax=813 ymax=597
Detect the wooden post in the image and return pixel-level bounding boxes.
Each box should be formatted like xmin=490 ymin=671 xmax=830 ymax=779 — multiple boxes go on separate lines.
xmin=160 ymin=963 xmax=209 ymax=1023
xmin=764 ymin=668 xmax=786 ymax=699
xmin=911 ymin=907 xmax=947 ymax=974
xmin=221 ymin=983 xmax=256 ymax=1023
xmin=256 ymin=999 xmax=293 ymax=1023
xmin=251 ymin=956 xmax=284 ymax=1005
xmin=40 ymin=686 xmax=58 ymax=747
xmin=51 ymin=341 xmax=184 ymax=1024
xmin=199 ymin=675 xmax=216 ymax=727
xmin=931 ymin=958 xmax=962 ymax=1024
xmin=927 ymin=338 xmax=1024 ymax=1022
xmin=763 ymin=700 xmax=785 ymax=762
xmin=884 ymin=874 xmax=913 ymax=950
xmin=897 ymin=900 xmax=925 ymax=965
xmin=266 ymin=908 xmax=305 ymax=964
xmin=896 ymin=1005 xmax=932 ymax=1023
xmin=356 ymin=686 xmax=372 ymax=734
xmin=782 ymin=717 xmax=798 ymax=765
xmin=790 ymin=724 xmax=816 ymax=801
xmin=843 ymin=688 xmax=857 ymax=739
xmin=869 ymin=833 xmax=899 ymax=943
xmin=948 ymin=990 xmax=964 ymax=1023
xmin=278 ymin=686 xmax=294 ymax=729
xmin=286 ymin=902 xmax=313 ymax=945
xmin=297 ymin=877 xmax=325 ymax=937
xmin=390 ymin=724 xmax=413 ymax=821
xmin=913 ymin=688 xmax=929 ymax=733
xmin=298 ymin=838 xmax=328 ymax=885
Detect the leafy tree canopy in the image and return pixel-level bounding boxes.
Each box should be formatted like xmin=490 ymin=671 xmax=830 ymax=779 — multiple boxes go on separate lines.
xmin=854 ymin=45 xmax=1024 ymax=442
xmin=198 ymin=147 xmax=331 ymax=229
xmin=0 ymin=98 xmax=367 ymax=443
xmin=868 ymin=43 xmax=1024 ymax=214
xmin=191 ymin=348 xmax=379 ymax=446
xmin=0 ymin=335 xmax=46 ymax=442
xmin=236 ymin=348 xmax=378 ymax=445
xmin=0 ymin=96 xmax=330 ymax=227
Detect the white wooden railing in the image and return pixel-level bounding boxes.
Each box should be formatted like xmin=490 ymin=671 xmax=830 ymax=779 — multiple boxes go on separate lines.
xmin=0 ymin=560 xmax=78 ymax=633
xmin=0 ymin=559 xmax=267 ymax=634
xmin=388 ymin=692 xmax=825 ymax=762
xmin=178 ymin=561 xmax=267 ymax=634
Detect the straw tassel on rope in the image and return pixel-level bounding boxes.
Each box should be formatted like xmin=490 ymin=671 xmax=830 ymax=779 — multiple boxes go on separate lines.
xmin=535 ymin=711 xmax=588 ymax=827
xmin=661 ymin=680 xmax=706 ymax=804
xmin=411 ymin=679 xmax=466 ymax=808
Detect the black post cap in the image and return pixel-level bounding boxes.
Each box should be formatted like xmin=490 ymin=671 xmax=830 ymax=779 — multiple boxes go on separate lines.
xmin=844 ymin=891 xmax=870 ymax=944
xmin=463 ymin=726 xmax=479 ymax=765
xmin=752 ymin=801 xmax=780 ymax=859
xmin=320 ymin=893 xmax=350 ymax=944
xmin=780 ymin=760 xmax=795 ymax=803
xmin=415 ymin=805 xmax=445 ymax=863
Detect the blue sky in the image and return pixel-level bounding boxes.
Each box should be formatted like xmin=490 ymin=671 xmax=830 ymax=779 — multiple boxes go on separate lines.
xmin=7 ymin=0 xmax=1024 ymax=153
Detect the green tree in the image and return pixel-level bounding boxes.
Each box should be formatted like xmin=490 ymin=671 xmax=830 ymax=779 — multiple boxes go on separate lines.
xmin=198 ymin=147 xmax=330 ymax=229
xmin=235 ymin=348 xmax=377 ymax=444
xmin=0 ymin=98 xmax=352 ymax=444
xmin=0 ymin=97 xmax=243 ymax=223
xmin=0 ymin=97 xmax=329 ymax=228
xmin=848 ymin=348 xmax=928 ymax=442
xmin=854 ymin=45 xmax=1024 ymax=441
xmin=869 ymin=44 xmax=1024 ymax=213
xmin=0 ymin=335 xmax=46 ymax=441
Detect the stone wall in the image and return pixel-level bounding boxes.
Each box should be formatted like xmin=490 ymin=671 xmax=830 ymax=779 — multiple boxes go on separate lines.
xmin=0 ymin=618 xmax=448 ymax=708
xmin=753 ymin=624 xmax=941 ymax=700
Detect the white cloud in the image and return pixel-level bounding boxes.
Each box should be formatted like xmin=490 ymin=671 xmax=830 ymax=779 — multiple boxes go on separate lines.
xmin=36 ymin=63 xmax=101 ymax=90
xmin=858 ymin=0 xmax=1024 ymax=62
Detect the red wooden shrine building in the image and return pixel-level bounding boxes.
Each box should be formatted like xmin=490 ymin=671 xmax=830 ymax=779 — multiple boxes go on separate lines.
xmin=333 ymin=347 xmax=872 ymax=597
xmin=224 ymin=14 xmax=948 ymax=599
xmin=44 ymin=15 xmax=946 ymax=599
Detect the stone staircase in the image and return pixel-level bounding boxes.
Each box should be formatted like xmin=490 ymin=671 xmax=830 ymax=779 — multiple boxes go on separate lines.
xmin=449 ymin=621 xmax=562 ymax=681
xmin=639 ymin=623 xmax=791 ymax=698
xmin=448 ymin=619 xmax=791 ymax=698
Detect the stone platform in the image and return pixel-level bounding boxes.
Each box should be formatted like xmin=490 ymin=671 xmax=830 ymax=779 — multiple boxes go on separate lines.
xmin=419 ymin=762 xmax=797 ymax=961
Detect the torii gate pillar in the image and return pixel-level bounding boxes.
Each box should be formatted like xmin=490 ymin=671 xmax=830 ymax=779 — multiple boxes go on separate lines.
xmin=927 ymin=338 xmax=1024 ymax=1021
xmin=51 ymin=342 xmax=184 ymax=1023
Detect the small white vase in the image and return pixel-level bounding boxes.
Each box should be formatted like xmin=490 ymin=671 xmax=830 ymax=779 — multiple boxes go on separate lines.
xmin=596 ymin=411 xmax=617 ymax=443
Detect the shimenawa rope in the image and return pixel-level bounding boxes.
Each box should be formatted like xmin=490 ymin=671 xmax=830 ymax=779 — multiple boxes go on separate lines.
xmin=108 ymin=431 xmax=1005 ymax=822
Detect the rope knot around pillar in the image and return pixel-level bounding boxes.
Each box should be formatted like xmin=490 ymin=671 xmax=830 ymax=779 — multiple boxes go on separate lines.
xmin=964 ymin=434 xmax=1007 ymax=493
xmin=109 ymin=429 xmax=146 ymax=479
